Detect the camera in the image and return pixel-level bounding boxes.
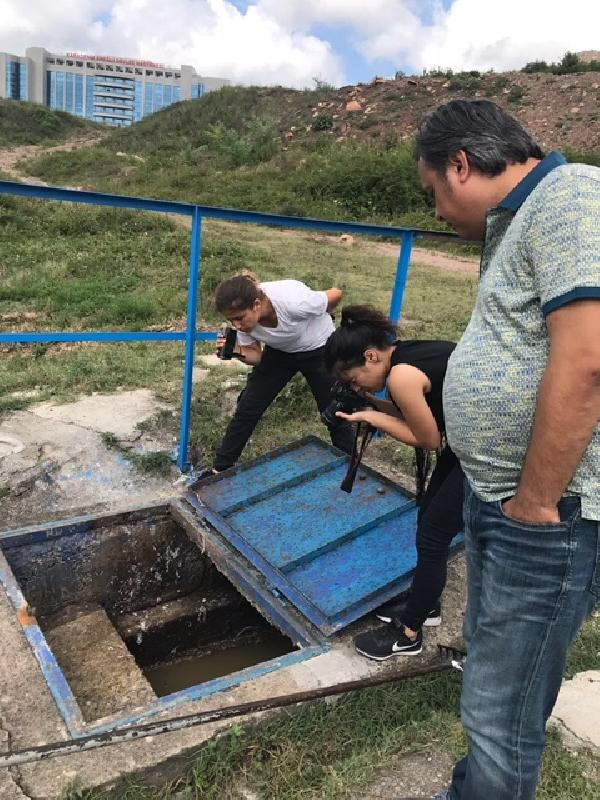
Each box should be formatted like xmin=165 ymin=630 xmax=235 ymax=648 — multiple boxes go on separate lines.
xmin=320 ymin=380 xmax=368 ymax=426
xmin=217 ymin=327 xmax=238 ymax=360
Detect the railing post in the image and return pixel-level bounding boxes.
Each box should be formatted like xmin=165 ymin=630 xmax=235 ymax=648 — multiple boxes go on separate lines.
xmin=389 ymin=231 xmax=414 ymax=324
xmin=178 ymin=207 xmax=203 ymax=471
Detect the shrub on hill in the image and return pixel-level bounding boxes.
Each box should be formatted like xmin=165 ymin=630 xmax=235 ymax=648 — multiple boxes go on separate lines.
xmin=0 ymin=99 xmax=97 ymax=146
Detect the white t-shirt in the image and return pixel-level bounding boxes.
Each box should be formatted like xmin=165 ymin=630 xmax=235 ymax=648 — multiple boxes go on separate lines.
xmin=237 ymin=280 xmax=334 ymax=353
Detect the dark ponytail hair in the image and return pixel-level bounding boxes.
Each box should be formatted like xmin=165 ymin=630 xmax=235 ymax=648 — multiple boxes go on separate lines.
xmin=215 ymin=271 xmax=264 ymax=314
xmin=324 ymin=305 xmax=397 ymax=375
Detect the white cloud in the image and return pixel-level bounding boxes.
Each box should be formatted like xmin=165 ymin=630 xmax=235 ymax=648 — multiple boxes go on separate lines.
xmin=357 ymin=0 xmax=600 ymax=73
xmin=0 ymin=0 xmax=345 ymax=89
xmin=0 ymin=0 xmax=598 ymax=89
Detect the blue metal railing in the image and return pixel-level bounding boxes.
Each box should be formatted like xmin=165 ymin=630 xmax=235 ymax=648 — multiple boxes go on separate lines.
xmin=0 ymin=179 xmax=461 ymax=470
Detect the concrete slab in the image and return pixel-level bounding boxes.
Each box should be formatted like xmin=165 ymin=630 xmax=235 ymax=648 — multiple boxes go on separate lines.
xmin=30 ymin=390 xmax=169 ymax=442
xmin=550 ymin=670 xmax=600 ymax=751
xmin=44 ymin=607 xmax=156 ymax=721
xmin=0 ymin=406 xmax=175 ymax=530
xmin=0 ymin=731 xmax=29 ymax=800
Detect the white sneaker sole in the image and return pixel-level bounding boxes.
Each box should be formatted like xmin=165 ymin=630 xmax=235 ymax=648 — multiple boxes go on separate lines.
xmin=375 ymin=614 xmax=442 ymax=627
xmin=355 ymin=645 xmax=423 ymax=661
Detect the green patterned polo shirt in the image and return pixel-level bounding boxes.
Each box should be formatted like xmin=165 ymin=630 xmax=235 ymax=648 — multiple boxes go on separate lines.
xmin=443 ymin=152 xmax=600 ymax=520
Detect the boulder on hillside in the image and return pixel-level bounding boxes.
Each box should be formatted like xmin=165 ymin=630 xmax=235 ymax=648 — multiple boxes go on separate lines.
xmin=346 ymin=100 xmax=362 ymax=112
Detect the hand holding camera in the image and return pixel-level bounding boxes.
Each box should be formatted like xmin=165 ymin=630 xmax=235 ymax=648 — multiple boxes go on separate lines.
xmin=216 ymin=326 xmax=244 ymax=361
xmin=320 ymin=381 xmax=372 ymax=426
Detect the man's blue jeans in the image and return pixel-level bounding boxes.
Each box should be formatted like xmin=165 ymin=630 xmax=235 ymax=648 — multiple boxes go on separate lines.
xmin=449 ymin=484 xmax=600 ymax=800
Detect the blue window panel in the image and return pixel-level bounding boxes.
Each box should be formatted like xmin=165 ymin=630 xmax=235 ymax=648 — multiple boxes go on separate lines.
xmin=48 ymin=71 xmax=66 ymax=110
xmin=19 ymin=62 xmax=28 ymax=101
xmin=192 ymin=83 xmax=206 ymax=99
xmin=134 ymin=81 xmax=143 ymax=120
xmin=74 ymin=75 xmax=84 ymax=116
xmin=163 ymin=84 xmax=173 ymax=106
xmin=144 ymin=83 xmax=153 ymax=115
xmin=48 ymin=72 xmax=55 ymax=108
xmin=65 ymin=73 xmax=74 ymax=114
xmin=173 ymin=86 xmax=181 ymax=102
xmin=153 ymin=83 xmax=163 ymax=111
xmin=55 ymin=72 xmax=65 ymax=110
xmin=85 ymin=76 xmax=95 ymax=119
xmin=6 ymin=61 xmax=20 ymax=99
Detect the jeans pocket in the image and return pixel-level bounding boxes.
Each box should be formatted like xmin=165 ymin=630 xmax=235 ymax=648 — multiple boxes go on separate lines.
xmin=495 ymin=499 xmax=572 ymax=531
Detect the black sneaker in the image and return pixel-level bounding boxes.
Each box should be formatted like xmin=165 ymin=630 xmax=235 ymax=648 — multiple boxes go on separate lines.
xmin=354 ymin=624 xmax=423 ymax=660
xmin=375 ymin=593 xmax=441 ymax=627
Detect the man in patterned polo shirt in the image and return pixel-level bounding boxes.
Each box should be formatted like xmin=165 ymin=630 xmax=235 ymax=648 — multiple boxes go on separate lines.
xmin=408 ymin=100 xmax=600 ymax=800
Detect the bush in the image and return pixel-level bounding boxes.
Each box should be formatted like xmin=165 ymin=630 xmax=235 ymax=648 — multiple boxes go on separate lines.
xmin=563 ymin=147 xmax=600 ymax=168
xmin=0 ymin=99 xmax=98 ymax=146
xmin=522 ymin=60 xmax=549 ymax=73
xmin=507 ymin=86 xmax=527 ymax=104
xmin=313 ymin=114 xmax=334 ymax=131
xmin=294 ymin=141 xmax=428 ymax=217
xmin=521 ymin=51 xmax=600 ymax=75
xmin=448 ymin=72 xmax=482 ymax=91
xmin=199 ymin=117 xmax=278 ymax=168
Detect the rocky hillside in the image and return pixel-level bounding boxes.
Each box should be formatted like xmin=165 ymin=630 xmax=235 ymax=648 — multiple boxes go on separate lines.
xmin=302 ymin=70 xmax=600 ymax=151
xmin=7 ymin=67 xmax=600 ymax=224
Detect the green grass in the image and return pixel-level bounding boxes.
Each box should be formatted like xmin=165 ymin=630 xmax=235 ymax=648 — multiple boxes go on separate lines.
xmin=0 ymin=98 xmax=99 ymax=147
xmin=101 ymin=432 xmax=174 ymax=475
xmin=61 ymin=648 xmax=600 ymax=800
xmin=0 ymin=194 xmax=476 ymax=420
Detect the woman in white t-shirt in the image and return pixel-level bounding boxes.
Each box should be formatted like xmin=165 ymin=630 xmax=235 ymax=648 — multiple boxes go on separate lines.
xmin=212 ymin=272 xmax=354 ymax=471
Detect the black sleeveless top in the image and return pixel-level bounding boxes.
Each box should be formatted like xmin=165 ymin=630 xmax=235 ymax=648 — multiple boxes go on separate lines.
xmin=389 ymin=340 xmax=456 ymax=433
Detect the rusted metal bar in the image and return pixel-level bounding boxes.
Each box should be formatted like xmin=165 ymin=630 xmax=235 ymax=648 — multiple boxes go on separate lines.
xmin=0 ymin=648 xmax=464 ymax=768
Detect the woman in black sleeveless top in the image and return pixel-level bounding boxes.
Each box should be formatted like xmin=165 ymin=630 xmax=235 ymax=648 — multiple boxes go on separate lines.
xmin=324 ymin=304 xmax=464 ymax=660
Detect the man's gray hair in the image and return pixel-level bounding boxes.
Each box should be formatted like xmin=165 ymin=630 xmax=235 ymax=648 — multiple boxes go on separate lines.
xmin=415 ymin=99 xmax=544 ymax=176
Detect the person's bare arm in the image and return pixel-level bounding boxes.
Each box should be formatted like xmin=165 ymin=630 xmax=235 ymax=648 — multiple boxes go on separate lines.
xmin=337 ymin=365 xmax=441 ymax=449
xmin=237 ymin=342 xmax=263 ymax=366
xmin=325 ymin=288 xmax=343 ymax=311
xmin=504 ymin=300 xmax=600 ymax=523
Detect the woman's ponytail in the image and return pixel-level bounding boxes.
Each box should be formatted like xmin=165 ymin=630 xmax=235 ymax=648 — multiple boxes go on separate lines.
xmin=325 ymin=304 xmax=397 ymax=375
xmin=340 ymin=305 xmax=396 ymax=336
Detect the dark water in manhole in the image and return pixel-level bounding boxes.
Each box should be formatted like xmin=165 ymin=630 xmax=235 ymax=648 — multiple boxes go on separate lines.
xmin=144 ymin=631 xmax=296 ymax=695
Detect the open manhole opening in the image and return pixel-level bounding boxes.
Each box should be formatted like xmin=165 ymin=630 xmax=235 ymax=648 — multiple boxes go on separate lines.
xmin=0 ymin=505 xmax=308 ymax=732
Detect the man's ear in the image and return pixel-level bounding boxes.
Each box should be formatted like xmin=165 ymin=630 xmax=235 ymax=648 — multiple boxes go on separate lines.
xmin=364 ymin=348 xmax=379 ymax=363
xmin=449 ymin=150 xmax=471 ymax=184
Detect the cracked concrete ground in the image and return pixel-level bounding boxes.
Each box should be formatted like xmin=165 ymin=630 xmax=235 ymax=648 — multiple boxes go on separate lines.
xmin=0 ymin=390 xmax=176 ymax=529
xmin=550 ymin=668 xmax=600 ymax=751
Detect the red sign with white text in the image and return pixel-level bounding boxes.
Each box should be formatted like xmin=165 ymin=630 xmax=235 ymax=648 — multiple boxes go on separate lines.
xmin=66 ymin=52 xmax=166 ymax=68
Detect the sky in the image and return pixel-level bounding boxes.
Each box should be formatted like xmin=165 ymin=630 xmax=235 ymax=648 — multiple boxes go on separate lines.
xmin=0 ymin=0 xmax=598 ymax=89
